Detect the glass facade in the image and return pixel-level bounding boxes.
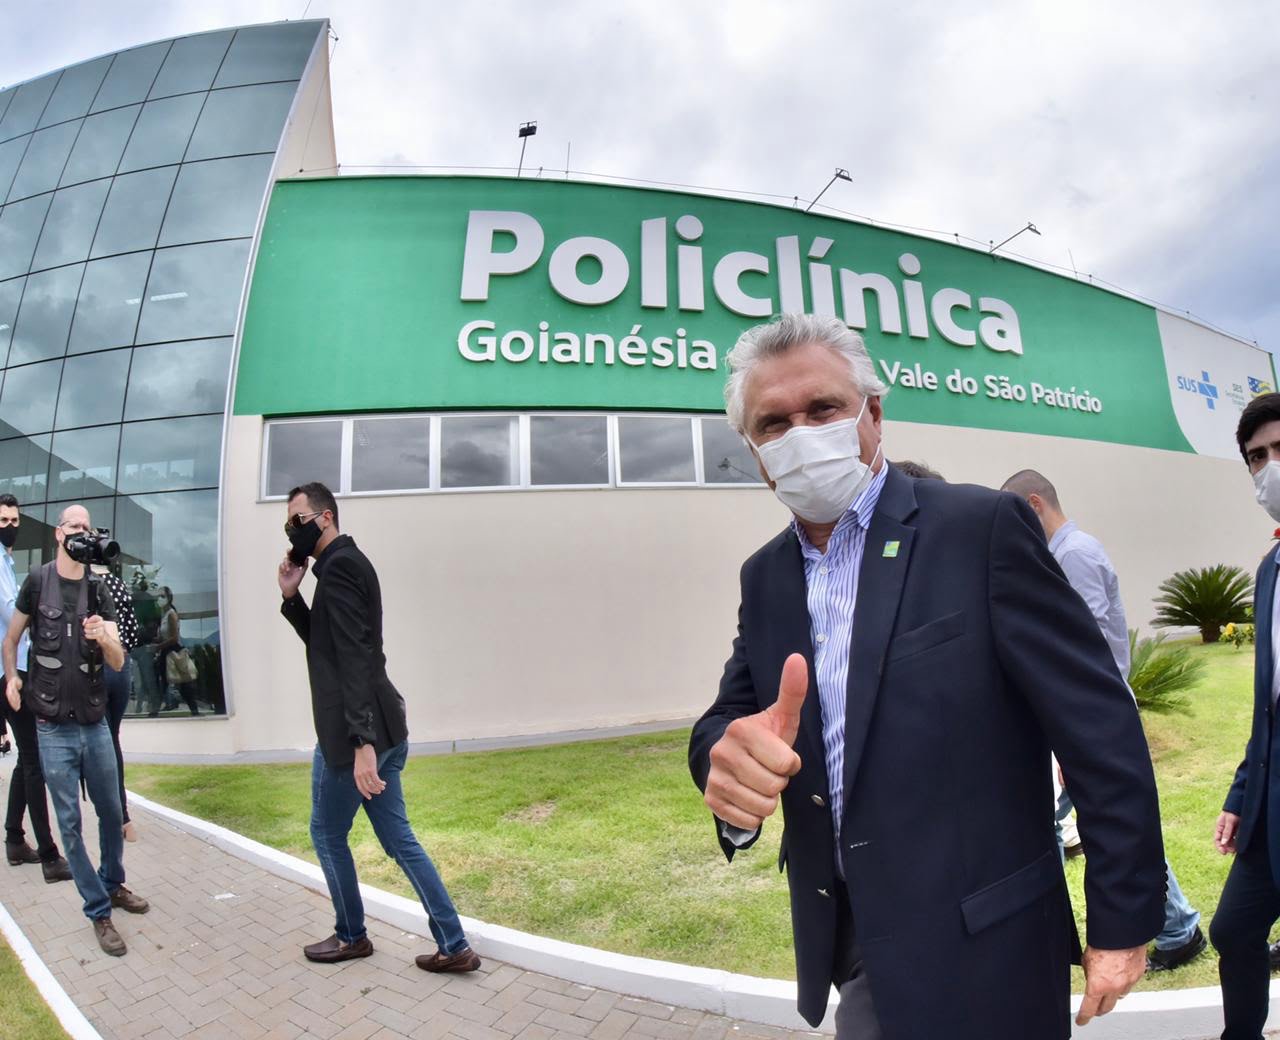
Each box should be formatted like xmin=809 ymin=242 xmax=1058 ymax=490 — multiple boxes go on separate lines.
xmin=0 ymin=21 xmax=324 ymax=717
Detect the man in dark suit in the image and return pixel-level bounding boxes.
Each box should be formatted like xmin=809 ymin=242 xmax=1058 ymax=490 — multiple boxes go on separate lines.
xmin=278 ymin=481 xmax=479 ymax=973
xmin=688 ymin=314 xmax=1166 ymax=1039
xmin=1209 ymin=392 xmax=1280 ymax=1039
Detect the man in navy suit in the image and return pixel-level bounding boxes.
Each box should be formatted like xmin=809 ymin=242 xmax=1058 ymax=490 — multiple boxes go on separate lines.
xmin=688 ymin=314 xmax=1166 ymax=1039
xmin=1209 ymin=391 xmax=1280 ymax=1039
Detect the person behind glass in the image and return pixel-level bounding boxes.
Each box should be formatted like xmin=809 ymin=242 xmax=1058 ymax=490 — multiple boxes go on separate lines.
xmin=0 ymin=494 xmax=72 ymax=882
xmin=277 ymin=482 xmax=479 ymax=972
xmin=2 ymin=504 xmax=149 ymax=957
xmin=150 ymin=586 xmax=197 ymax=716
xmin=94 ymin=564 xmax=140 ymax=843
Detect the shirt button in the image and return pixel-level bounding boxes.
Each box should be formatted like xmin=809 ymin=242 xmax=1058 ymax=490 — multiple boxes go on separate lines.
xmin=819 ymin=566 xmax=828 ymax=575
xmin=816 ymin=633 xmax=826 ymax=644
xmin=811 ymin=794 xmax=825 ymax=807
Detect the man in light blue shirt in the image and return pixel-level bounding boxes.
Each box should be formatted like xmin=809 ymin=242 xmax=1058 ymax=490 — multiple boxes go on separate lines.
xmin=1003 ymin=469 xmax=1205 ymax=973
xmin=0 ymin=494 xmax=68 ymax=880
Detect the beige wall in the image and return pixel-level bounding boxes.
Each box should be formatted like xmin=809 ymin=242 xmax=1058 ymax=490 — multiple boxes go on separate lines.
xmin=122 ymin=413 xmax=1272 ymax=759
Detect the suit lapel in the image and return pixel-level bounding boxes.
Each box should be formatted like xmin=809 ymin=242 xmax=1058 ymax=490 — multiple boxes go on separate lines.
xmin=1255 ymin=545 xmax=1278 ymax=712
xmin=842 ymin=467 xmax=918 ymax=804
xmin=770 ymin=532 xmax=827 ymax=782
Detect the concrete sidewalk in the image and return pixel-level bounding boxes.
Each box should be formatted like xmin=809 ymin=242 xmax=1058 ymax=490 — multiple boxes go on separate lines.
xmin=0 ymin=800 xmax=819 ymax=1040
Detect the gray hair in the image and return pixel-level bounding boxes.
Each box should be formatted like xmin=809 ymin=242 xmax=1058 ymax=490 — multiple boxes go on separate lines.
xmin=723 ymin=313 xmax=888 ymax=433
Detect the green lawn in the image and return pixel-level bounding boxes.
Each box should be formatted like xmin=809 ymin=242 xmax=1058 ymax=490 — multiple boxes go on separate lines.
xmin=0 ymin=932 xmax=71 ymax=1040
xmin=129 ymin=640 xmax=1259 ymax=991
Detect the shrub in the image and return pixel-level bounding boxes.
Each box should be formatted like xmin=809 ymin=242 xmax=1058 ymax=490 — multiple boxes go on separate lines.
xmin=1127 ymin=631 xmax=1205 ymax=714
xmin=1220 ymin=622 xmax=1257 ymax=649
xmin=1152 ymin=564 xmax=1254 ymax=644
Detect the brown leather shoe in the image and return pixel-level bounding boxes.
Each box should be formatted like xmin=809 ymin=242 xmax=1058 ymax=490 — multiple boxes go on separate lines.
xmin=42 ymin=857 xmax=72 ymax=883
xmin=415 ymin=947 xmax=481 ymax=973
xmin=303 ymin=934 xmax=374 ymax=963
xmin=93 ymin=917 xmax=126 ymax=957
xmin=109 ymin=886 xmax=149 ymax=914
xmin=6 ymin=841 xmax=39 ymax=865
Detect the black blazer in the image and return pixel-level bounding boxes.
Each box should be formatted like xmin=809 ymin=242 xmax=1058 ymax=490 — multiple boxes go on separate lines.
xmin=689 ymin=465 xmax=1165 ymax=1037
xmin=1223 ymin=543 xmax=1280 ymax=881
xmin=281 ymin=535 xmax=408 ymax=768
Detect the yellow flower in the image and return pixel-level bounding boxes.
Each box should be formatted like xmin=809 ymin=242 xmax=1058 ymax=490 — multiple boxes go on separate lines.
xmin=1224 ymin=623 xmax=1236 ymax=638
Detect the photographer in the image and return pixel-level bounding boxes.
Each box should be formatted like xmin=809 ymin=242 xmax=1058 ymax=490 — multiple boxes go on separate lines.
xmin=2 ymin=505 xmax=149 ymax=957
xmin=0 ymin=494 xmax=70 ymax=881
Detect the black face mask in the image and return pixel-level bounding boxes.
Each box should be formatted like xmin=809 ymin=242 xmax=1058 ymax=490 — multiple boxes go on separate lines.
xmin=0 ymin=526 xmax=16 ymax=549
xmin=287 ymin=519 xmax=323 ymax=566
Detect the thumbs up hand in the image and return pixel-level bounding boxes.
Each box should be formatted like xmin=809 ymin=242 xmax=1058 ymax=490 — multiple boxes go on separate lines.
xmin=704 ymin=654 xmax=809 ymax=831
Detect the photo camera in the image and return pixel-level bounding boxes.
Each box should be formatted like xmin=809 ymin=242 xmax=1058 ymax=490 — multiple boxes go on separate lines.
xmin=64 ymin=527 xmax=121 ymax=566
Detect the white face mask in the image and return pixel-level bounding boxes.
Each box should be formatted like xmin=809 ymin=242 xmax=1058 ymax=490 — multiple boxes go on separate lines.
xmin=752 ymin=400 xmax=881 ymax=524
xmin=1253 ymin=461 xmax=1280 ymax=523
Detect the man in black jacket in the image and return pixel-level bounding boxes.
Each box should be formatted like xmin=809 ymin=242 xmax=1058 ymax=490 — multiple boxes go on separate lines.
xmin=278 ymin=482 xmax=478 ymax=972
xmin=688 ymin=314 xmax=1165 ymax=1039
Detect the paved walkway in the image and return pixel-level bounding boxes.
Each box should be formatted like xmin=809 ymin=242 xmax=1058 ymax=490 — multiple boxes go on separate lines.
xmin=0 ymin=800 xmax=819 ymax=1040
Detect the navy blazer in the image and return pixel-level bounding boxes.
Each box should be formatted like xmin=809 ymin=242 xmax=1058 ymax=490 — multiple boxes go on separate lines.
xmin=1223 ymin=543 xmax=1280 ymax=883
xmin=689 ymin=465 xmax=1165 ymax=1038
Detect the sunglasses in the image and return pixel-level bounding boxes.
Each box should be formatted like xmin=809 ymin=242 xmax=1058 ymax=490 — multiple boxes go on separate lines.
xmin=283 ymin=509 xmax=324 ymax=535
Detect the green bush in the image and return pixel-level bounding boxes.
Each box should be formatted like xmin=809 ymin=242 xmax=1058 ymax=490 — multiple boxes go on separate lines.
xmin=1152 ymin=564 xmax=1254 ymax=644
xmin=1220 ymin=622 xmax=1256 ymax=649
xmin=1127 ymin=630 xmax=1205 ymax=714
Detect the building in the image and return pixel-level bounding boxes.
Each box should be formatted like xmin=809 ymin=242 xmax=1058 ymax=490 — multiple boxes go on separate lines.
xmin=2 ymin=22 xmax=1273 ymax=759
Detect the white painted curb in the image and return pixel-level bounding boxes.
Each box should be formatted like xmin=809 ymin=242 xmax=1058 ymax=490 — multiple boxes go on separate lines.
xmin=129 ymin=792 xmax=1280 ymax=1038
xmin=0 ymin=897 xmax=105 ymax=1040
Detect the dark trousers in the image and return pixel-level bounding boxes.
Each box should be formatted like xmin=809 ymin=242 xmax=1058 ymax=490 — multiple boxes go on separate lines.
xmin=832 ymin=884 xmax=883 ymax=1040
xmin=3 ymin=672 xmax=60 ymax=861
xmin=105 ymin=661 xmax=130 ymax=826
xmin=1211 ymin=810 xmax=1280 ymax=1039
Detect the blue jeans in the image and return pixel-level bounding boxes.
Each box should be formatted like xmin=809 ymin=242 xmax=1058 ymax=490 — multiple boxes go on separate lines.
xmin=1156 ymin=858 xmax=1201 ymax=950
xmin=35 ymin=717 xmax=125 ymax=920
xmin=310 ymin=741 xmax=468 ymax=953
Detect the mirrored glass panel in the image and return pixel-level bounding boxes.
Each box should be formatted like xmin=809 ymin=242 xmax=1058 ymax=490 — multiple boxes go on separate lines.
xmin=60 ymin=104 xmax=138 ymax=187
xmin=617 ymin=416 xmax=696 ymax=483
xmin=0 ymin=358 xmax=63 ymax=435
xmin=8 ymin=264 xmax=82 ymax=365
xmin=31 ymin=179 xmax=110 ymax=270
xmin=184 ymin=82 xmax=295 ymax=162
xmin=0 ymin=434 xmax=51 ymax=502
xmin=149 ymin=31 xmax=234 ymax=99
xmin=0 ymin=194 xmax=52 ymax=280
xmin=351 ymin=416 xmax=430 ymax=491
xmin=0 ymin=278 xmax=23 ymax=367
xmin=54 ymin=349 xmax=129 ymax=429
xmin=701 ymin=416 xmax=763 ymax=484
xmin=124 ymin=338 xmax=232 ymax=420
xmin=7 ymin=121 xmax=79 ymax=202
xmin=0 ymin=75 xmax=59 ymax=141
xmin=266 ymin=421 xmax=341 ymax=497
xmin=530 ymin=415 xmax=609 ymax=486
xmin=159 ymin=154 xmax=272 ymax=246
xmin=90 ymin=165 xmax=176 ymax=258
xmin=117 ymin=413 xmax=222 ymax=493
xmin=38 ymin=57 xmax=112 ymax=128
xmin=0 ymin=137 xmax=27 ymax=201
xmin=68 ymin=252 xmax=150 ymax=354
xmin=117 ymin=94 xmax=203 ymax=174
xmin=114 ymin=488 xmax=224 ymax=715
xmin=214 ymin=23 xmax=319 ymax=88
xmin=90 ymin=42 xmax=170 ymax=114
xmin=136 ymin=239 xmax=250 ymax=344
xmin=48 ymin=424 xmax=119 ymax=499
xmin=441 ymin=415 xmax=518 ymax=488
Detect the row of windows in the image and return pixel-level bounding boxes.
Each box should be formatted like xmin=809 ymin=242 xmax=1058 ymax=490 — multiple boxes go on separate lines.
xmin=0 ymin=238 xmax=250 ymax=367
xmin=0 ymin=23 xmax=319 ymax=145
xmin=0 ymin=83 xmax=295 ymax=213
xmin=264 ymin=413 xmax=766 ymax=498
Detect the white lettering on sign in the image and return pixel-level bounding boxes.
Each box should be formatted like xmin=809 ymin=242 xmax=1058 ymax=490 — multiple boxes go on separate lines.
xmin=459 ymin=211 xmax=1024 ymax=356
xmin=458 ymin=319 xmax=717 ymax=371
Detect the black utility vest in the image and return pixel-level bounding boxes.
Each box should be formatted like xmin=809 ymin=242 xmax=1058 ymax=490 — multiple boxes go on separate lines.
xmin=27 ymin=562 xmax=107 ymax=724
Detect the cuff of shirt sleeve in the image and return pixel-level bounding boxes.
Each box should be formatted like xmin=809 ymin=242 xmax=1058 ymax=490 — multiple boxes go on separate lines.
xmin=720 ymin=821 xmax=760 ymax=847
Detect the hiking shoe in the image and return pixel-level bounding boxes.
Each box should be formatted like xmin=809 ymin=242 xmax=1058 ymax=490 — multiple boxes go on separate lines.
xmin=1147 ymin=926 xmax=1207 ymax=972
xmin=93 ymin=917 xmax=126 ymax=957
xmin=415 ymin=947 xmax=481 ymax=973
xmin=109 ymin=886 xmax=149 ymax=914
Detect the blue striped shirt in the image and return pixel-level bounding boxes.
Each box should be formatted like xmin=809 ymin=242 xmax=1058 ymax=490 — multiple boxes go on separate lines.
xmin=0 ymin=550 xmax=28 ymax=672
xmin=791 ymin=463 xmax=888 ymax=867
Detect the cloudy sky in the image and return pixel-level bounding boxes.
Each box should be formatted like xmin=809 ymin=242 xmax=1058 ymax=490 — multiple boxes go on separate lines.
xmin=6 ymin=0 xmax=1277 ymax=351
